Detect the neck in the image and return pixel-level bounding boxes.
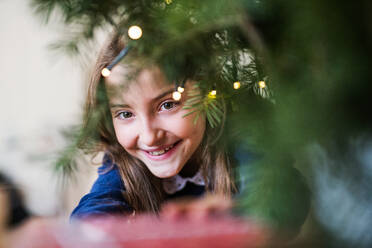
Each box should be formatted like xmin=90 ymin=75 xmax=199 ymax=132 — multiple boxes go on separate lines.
xmin=179 ymin=160 xmax=200 ymax=178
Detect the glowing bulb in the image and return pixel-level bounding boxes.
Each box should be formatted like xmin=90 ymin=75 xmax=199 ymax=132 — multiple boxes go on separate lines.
xmin=172 ymin=91 xmax=182 ymax=101
xmin=128 ymin=25 xmax=143 ymax=40
xmin=258 ymin=81 xmax=266 ymax=89
xmin=177 ymin=86 xmax=185 ymax=93
xmin=208 ymin=90 xmax=217 ymax=98
xmin=233 ymin=81 xmax=241 ymax=89
xmin=101 ymin=68 xmax=111 ymax=77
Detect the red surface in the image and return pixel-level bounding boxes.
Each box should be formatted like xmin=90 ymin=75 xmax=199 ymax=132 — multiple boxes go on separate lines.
xmin=11 ymin=216 xmax=267 ymax=248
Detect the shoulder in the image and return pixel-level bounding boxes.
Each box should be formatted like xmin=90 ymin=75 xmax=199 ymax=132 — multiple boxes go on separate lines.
xmin=70 ymin=156 xmax=132 ymax=219
xmin=91 ymin=156 xmax=125 ymax=192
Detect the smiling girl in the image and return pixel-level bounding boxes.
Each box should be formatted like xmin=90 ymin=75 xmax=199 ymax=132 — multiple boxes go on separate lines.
xmin=71 ymin=34 xmax=236 ymax=218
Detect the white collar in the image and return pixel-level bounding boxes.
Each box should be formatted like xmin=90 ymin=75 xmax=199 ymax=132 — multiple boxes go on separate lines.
xmin=162 ymin=170 xmax=205 ymax=194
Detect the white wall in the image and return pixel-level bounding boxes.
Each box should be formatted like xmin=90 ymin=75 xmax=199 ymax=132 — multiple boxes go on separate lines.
xmin=0 ymin=0 xmax=99 ymax=216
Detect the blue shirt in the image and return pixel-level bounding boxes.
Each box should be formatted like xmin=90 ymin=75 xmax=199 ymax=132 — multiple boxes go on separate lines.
xmin=71 ymin=158 xmax=205 ymax=219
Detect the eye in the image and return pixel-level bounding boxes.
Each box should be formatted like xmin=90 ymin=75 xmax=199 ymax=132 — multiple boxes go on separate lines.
xmin=160 ymin=101 xmax=179 ymax=111
xmin=117 ymin=111 xmax=133 ymax=119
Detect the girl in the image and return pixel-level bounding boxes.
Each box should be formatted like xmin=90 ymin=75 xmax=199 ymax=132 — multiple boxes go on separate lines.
xmin=71 ymin=33 xmax=236 ymax=218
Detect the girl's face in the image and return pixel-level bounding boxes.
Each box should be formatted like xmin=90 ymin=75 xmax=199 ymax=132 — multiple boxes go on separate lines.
xmin=105 ymin=65 xmax=206 ymax=178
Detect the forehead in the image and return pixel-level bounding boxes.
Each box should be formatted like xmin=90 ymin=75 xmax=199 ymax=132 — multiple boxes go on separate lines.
xmin=105 ymin=65 xmax=173 ymax=102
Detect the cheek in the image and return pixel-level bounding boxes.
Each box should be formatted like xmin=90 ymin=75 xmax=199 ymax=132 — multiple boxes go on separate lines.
xmin=171 ymin=112 xmax=206 ymax=141
xmin=113 ymin=122 xmax=137 ymax=151
xmin=192 ymin=116 xmax=206 ymax=142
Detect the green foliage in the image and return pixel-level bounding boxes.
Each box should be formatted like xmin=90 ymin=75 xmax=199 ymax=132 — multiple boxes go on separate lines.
xmin=31 ymin=0 xmax=372 ymax=242
xmin=183 ymin=83 xmax=225 ymax=129
xmin=54 ymin=126 xmax=80 ymax=177
xmin=235 ymin=159 xmax=311 ymax=233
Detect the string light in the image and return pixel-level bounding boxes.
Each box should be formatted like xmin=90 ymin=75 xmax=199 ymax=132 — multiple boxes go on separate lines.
xmin=233 ymin=81 xmax=241 ymax=89
xmin=258 ymin=80 xmax=266 ymax=89
xmin=172 ymin=91 xmax=182 ymax=101
xmin=128 ymin=25 xmax=143 ymax=40
xmin=208 ymin=90 xmax=217 ymax=99
xmin=101 ymin=68 xmax=111 ymax=77
xmin=177 ymin=86 xmax=185 ymax=93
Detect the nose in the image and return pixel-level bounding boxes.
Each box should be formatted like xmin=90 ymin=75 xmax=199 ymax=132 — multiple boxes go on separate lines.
xmin=138 ymin=117 xmax=165 ymax=147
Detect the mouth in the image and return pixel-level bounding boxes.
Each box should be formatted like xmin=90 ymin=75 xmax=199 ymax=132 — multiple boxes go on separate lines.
xmin=148 ymin=145 xmax=173 ymax=156
xmin=143 ymin=140 xmax=181 ymax=159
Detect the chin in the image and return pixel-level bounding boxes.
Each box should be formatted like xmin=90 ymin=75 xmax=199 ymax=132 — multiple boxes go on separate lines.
xmin=150 ymin=165 xmax=182 ymax=179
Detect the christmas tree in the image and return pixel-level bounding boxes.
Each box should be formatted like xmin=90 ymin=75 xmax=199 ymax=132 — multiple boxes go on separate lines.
xmin=30 ymin=0 xmax=372 ymax=246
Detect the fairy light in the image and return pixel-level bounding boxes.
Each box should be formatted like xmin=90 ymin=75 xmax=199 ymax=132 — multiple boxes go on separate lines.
xmin=101 ymin=68 xmax=111 ymax=77
xmin=233 ymin=81 xmax=241 ymax=89
xmin=208 ymin=90 xmax=217 ymax=99
xmin=128 ymin=25 xmax=143 ymax=40
xmin=258 ymin=80 xmax=266 ymax=89
xmin=177 ymin=86 xmax=185 ymax=93
xmin=172 ymin=91 xmax=182 ymax=101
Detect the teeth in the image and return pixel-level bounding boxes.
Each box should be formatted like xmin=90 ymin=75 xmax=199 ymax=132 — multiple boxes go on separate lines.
xmin=165 ymin=145 xmax=173 ymax=151
xmin=150 ymin=149 xmax=165 ymax=156
xmin=149 ymin=144 xmax=174 ymax=156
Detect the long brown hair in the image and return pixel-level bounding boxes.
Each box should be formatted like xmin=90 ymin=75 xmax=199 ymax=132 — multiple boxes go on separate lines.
xmin=80 ymin=33 xmax=236 ymax=213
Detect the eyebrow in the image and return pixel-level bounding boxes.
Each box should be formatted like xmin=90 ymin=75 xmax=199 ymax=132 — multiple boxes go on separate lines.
xmin=109 ymin=88 xmax=175 ymax=109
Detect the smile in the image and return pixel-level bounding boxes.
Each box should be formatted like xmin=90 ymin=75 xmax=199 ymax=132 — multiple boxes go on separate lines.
xmin=143 ymin=141 xmax=181 ymax=160
xmin=148 ymin=144 xmax=174 ymax=156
